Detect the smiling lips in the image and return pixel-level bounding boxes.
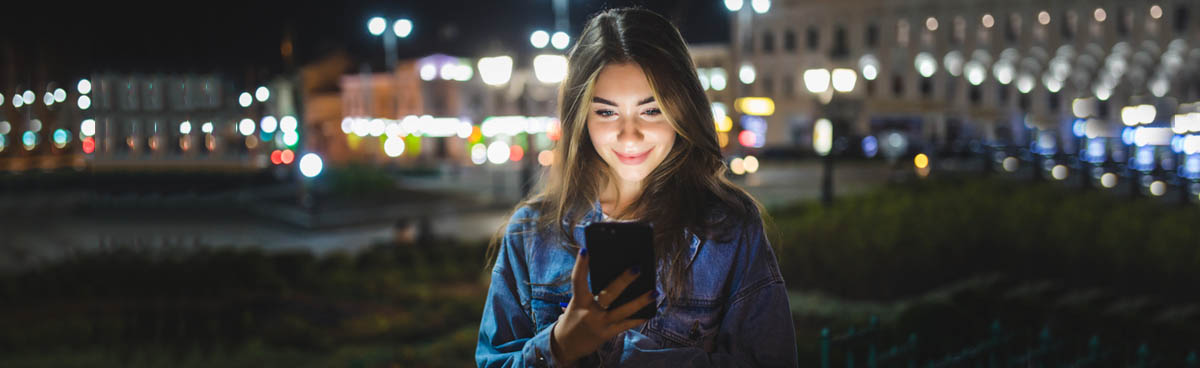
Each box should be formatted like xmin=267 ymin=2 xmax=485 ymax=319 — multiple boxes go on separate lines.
xmin=614 ymin=149 xmax=651 ymax=165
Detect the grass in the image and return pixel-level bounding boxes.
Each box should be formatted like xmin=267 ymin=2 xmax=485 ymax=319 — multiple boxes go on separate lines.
xmin=3 ymin=173 xmax=1199 ymax=365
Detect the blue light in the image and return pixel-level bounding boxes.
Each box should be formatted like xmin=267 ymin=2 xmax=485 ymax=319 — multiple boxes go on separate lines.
xmin=1133 ymin=146 xmax=1156 ymax=172
xmin=740 ymin=116 xmax=767 ymax=136
xmin=53 ymin=129 xmax=69 ymax=145
xmin=1084 ymin=139 xmax=1106 ymax=163
xmin=1032 ymin=130 xmax=1057 ymax=155
xmin=22 ymin=131 xmax=36 ymax=147
xmin=1172 ymin=135 xmax=1185 ymax=154
xmin=862 ymin=135 xmax=879 ymax=158
xmin=1121 ymin=127 xmax=1136 ymax=146
xmin=1182 ymin=154 xmax=1200 ymax=179
xmin=1072 ymin=119 xmax=1087 ymax=138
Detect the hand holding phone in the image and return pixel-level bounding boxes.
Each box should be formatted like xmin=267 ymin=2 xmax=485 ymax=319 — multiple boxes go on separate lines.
xmin=549 ymin=222 xmax=658 ymax=364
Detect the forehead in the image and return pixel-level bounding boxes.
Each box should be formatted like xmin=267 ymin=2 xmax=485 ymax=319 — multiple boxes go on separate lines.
xmin=593 ymin=62 xmax=654 ymax=99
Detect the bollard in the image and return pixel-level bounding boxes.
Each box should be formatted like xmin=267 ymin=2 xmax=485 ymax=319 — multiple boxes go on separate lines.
xmin=988 ymin=321 xmax=1002 ymax=368
xmin=846 ymin=326 xmax=856 ymax=368
xmin=821 ymin=328 xmax=831 ymax=368
xmin=867 ymin=316 xmax=879 ymax=368
xmin=908 ymin=333 xmax=919 ymax=368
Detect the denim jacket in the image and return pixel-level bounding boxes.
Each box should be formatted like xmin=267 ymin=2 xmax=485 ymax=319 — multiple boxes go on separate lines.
xmin=476 ymin=201 xmax=798 ymax=367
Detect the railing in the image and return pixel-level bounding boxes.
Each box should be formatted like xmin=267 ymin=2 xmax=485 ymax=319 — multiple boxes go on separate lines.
xmin=819 ymin=316 xmax=1199 ymax=368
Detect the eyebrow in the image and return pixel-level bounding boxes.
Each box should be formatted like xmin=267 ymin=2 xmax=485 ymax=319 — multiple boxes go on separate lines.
xmin=592 ymin=96 xmax=656 ymax=106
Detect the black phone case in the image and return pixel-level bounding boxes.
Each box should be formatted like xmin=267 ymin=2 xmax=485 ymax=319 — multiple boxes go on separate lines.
xmin=585 ymin=221 xmax=657 ymax=320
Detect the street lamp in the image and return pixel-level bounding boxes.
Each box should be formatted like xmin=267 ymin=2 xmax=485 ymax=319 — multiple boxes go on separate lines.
xmin=368 ymin=16 xmax=413 ymax=71
xmin=804 ymin=67 xmax=857 ymax=206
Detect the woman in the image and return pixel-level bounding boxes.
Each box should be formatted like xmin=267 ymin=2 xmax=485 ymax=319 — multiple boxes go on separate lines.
xmin=477 ymin=8 xmax=797 ymax=367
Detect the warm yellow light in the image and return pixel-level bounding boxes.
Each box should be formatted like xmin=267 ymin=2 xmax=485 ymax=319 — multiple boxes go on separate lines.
xmin=743 ymin=155 xmax=759 ymax=173
xmin=914 ymin=153 xmax=929 ymax=169
xmin=730 ymin=157 xmax=746 ymax=175
xmin=735 ymin=97 xmax=775 ymax=116
xmin=718 ymin=132 xmax=729 ymax=148
xmin=715 ymin=116 xmax=733 ymax=132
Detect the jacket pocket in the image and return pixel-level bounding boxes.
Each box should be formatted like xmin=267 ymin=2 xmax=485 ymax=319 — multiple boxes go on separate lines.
xmin=529 ymin=285 xmax=571 ymax=332
xmin=645 ymin=297 xmax=723 ymax=352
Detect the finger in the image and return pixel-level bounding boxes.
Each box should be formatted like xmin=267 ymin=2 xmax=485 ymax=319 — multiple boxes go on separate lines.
xmin=570 ymin=247 xmax=593 ymax=301
xmin=596 ymin=266 xmax=641 ymax=308
xmin=606 ymin=318 xmax=650 ymax=336
xmin=605 ymin=290 xmax=656 ymax=324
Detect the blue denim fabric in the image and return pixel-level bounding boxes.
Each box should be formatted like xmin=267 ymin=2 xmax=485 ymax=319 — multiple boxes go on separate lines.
xmin=476 ymin=201 xmax=798 ymax=367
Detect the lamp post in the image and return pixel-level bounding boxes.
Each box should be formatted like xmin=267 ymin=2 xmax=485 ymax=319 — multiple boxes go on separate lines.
xmin=368 ymin=16 xmax=413 ymax=71
xmin=805 ymin=67 xmax=857 ymax=207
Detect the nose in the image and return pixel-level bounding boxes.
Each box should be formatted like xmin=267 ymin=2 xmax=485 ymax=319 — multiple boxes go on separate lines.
xmin=616 ymin=115 xmax=643 ymax=145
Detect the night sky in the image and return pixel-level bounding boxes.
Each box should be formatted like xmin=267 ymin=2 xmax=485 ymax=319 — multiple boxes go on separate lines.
xmin=1 ymin=0 xmax=730 ymax=83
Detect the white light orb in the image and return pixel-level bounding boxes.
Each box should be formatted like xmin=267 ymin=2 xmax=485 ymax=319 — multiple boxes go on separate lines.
xmin=803 ymin=68 xmax=830 ymax=93
xmin=487 ymin=141 xmax=510 ymax=164
xmin=471 ymin=143 xmax=488 ymax=165
xmin=280 ymin=116 xmax=298 ymax=132
xmin=724 ymin=0 xmax=744 ymax=12
xmin=239 ymin=92 xmax=252 ymax=107
xmin=393 ymin=18 xmax=413 ymax=38
xmin=368 ymin=17 xmax=387 ymax=36
xmin=1002 ymin=156 xmax=1019 ymax=172
xmin=730 ymin=157 xmax=746 ymax=175
xmin=914 ymin=52 xmax=937 ymax=78
xmin=299 ymin=153 xmax=323 ymax=178
xmin=22 ymin=90 xmax=34 ymax=103
xmin=255 ymin=86 xmax=269 ymax=102
xmin=831 ymin=68 xmax=857 ymax=92
xmin=751 ymin=0 xmax=770 ymax=14
xmin=861 ymin=64 xmax=878 ymax=81
xmin=1051 ymin=165 xmax=1068 ymax=180
xmin=530 ymin=30 xmax=550 ymax=48
xmin=77 ymin=95 xmax=91 ymax=110
xmin=1149 ymin=180 xmax=1166 ymax=196
xmin=53 ymin=88 xmax=66 ymax=103
xmin=743 ymin=155 xmax=760 ymax=173
xmin=551 ymin=31 xmax=570 ymax=50
xmin=1100 ymin=172 xmax=1118 ymax=188
xmin=282 ymin=130 xmax=300 ymax=146
xmin=419 ymin=63 xmax=437 ymax=81
xmin=260 ymin=116 xmax=278 ymax=133
xmin=739 ymin=64 xmax=756 ymax=84
xmin=80 ymin=119 xmax=96 ymax=136
xmin=238 ymin=118 xmax=256 ymax=136
xmin=202 ymin=122 xmax=214 ymax=134
xmin=384 ymin=136 xmax=406 ymax=157
xmin=710 ymin=68 xmax=728 ymax=90
xmin=179 ymin=121 xmax=192 ymax=135
xmin=77 ymin=79 xmax=92 ymax=94
xmin=478 ymin=56 xmax=514 ymax=86
xmin=965 ymin=61 xmax=987 ymax=85
xmin=456 ymin=121 xmax=473 ymax=138
xmin=533 ymin=54 xmax=568 ymax=83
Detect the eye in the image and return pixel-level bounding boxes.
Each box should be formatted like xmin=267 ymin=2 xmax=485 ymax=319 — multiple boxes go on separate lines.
xmin=642 ymin=108 xmax=662 ymax=117
xmin=594 ymin=109 xmax=616 ymax=118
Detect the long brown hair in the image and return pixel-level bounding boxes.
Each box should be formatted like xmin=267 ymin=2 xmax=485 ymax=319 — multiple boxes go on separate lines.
xmin=487 ymin=7 xmax=765 ymax=301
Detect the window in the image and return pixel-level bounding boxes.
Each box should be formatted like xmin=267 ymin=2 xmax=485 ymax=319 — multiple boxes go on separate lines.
xmin=866 ymin=23 xmax=879 ymax=48
xmin=763 ymin=31 xmax=775 ymax=53
xmin=1005 ymin=14 xmax=1020 ymax=43
xmin=1048 ymin=92 xmax=1060 ymax=112
xmin=1176 ymin=6 xmax=1190 ymax=33
xmin=831 ymin=26 xmax=848 ymax=59
xmin=743 ymin=33 xmax=753 ymax=53
xmin=897 ymin=19 xmax=910 ymax=46
xmin=1116 ymin=7 xmax=1129 ymax=36
xmin=762 ymin=74 xmax=774 ymax=96
xmin=920 ymin=77 xmax=933 ymax=98
xmin=952 ymin=16 xmax=966 ymax=45
xmin=969 ymin=86 xmax=981 ymax=105
xmin=806 ymin=26 xmax=820 ymax=50
xmin=784 ymin=30 xmax=797 ymax=52
xmin=892 ymin=75 xmax=905 ymax=97
xmin=782 ymin=74 xmax=795 ymax=97
xmin=1061 ymin=11 xmax=1076 ymax=40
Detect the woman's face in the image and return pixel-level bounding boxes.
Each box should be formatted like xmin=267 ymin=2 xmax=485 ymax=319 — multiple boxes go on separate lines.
xmin=587 ymin=62 xmax=677 ymax=187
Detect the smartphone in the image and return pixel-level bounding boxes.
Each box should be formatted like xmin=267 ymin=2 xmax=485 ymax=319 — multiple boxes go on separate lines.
xmin=585 ymin=221 xmax=657 ymax=320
